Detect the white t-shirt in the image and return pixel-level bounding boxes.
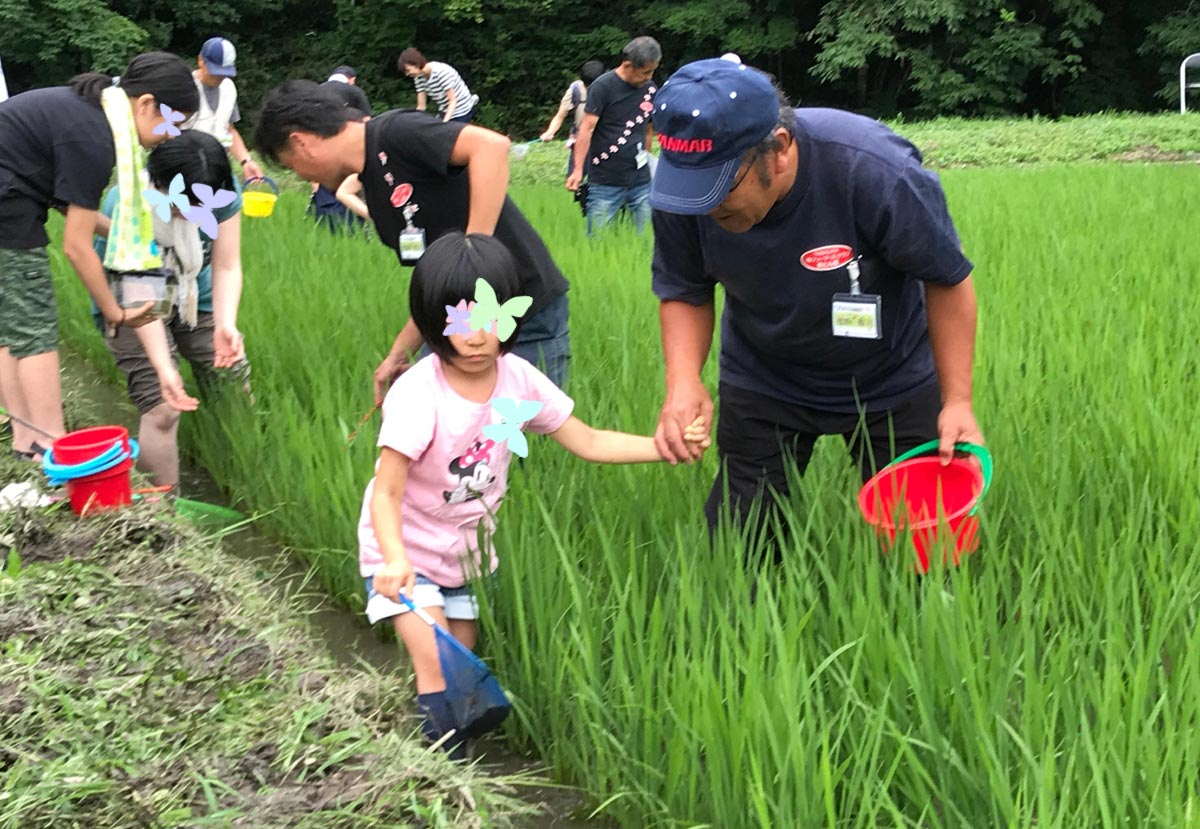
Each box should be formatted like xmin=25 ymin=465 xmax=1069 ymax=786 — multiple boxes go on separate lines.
xmin=0 ymin=55 xmax=9 ymax=103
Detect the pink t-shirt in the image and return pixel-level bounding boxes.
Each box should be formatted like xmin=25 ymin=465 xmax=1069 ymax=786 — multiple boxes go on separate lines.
xmin=358 ymin=353 xmax=574 ymax=587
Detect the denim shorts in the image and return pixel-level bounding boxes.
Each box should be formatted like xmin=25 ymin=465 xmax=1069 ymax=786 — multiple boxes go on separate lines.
xmin=364 ymin=573 xmax=478 ymax=625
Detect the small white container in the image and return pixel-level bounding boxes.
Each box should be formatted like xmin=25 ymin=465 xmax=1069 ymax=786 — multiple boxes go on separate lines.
xmin=109 ymin=269 xmax=177 ymax=320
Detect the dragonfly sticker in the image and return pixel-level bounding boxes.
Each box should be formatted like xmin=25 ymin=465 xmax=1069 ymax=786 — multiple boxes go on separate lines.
xmin=482 ymin=397 xmax=544 ymax=458
xmin=469 ymin=279 xmax=531 ymax=342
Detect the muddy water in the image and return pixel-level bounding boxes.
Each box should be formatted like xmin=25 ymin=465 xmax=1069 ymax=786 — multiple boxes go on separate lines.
xmin=61 ymin=351 xmax=617 ymax=829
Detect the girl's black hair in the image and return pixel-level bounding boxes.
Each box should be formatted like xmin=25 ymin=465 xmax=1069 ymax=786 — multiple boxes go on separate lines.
xmin=254 ymin=80 xmax=356 ymax=163
xmin=69 ymin=51 xmax=199 ymax=114
xmin=147 ymin=130 xmax=233 ymax=207
xmin=410 ymin=232 xmax=523 ymax=363
xmin=580 ymin=60 xmax=605 ymax=86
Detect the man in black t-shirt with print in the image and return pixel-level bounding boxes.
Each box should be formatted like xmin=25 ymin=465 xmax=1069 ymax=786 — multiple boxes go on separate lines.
xmin=566 ymin=36 xmax=660 ymax=236
xmin=648 ymin=59 xmax=985 ymax=551
xmin=254 ymin=81 xmax=571 ymax=399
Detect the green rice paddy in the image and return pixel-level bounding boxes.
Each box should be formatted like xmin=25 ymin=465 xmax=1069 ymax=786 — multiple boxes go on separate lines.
xmin=55 ymin=163 xmax=1200 ymax=828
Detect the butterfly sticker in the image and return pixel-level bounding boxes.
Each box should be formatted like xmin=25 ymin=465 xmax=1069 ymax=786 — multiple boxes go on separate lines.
xmin=483 ymin=397 xmax=545 ymax=458
xmin=444 ymin=299 xmax=472 ymax=336
xmin=181 ymin=183 xmax=237 ymax=238
xmin=153 ymin=103 xmax=186 ymax=138
xmin=143 ymin=173 xmax=190 ymax=222
xmin=469 ymin=279 xmax=531 ymax=342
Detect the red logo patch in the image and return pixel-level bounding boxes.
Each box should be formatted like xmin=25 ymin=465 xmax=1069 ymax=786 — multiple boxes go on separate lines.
xmin=658 ymin=134 xmax=713 ymax=154
xmin=390 ymin=184 xmax=413 ymax=208
xmin=800 ymin=244 xmax=854 ymax=271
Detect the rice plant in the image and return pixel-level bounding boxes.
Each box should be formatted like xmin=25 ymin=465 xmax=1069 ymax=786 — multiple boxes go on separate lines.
xmin=54 ymin=164 xmax=1200 ymax=828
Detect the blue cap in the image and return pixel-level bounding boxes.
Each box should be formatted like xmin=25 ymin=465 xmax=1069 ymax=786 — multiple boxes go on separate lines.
xmin=650 ymin=59 xmax=779 ymax=214
xmin=200 ymin=37 xmax=238 ymax=78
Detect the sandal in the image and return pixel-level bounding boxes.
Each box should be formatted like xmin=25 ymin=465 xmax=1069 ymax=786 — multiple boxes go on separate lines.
xmin=11 ymin=442 xmax=48 ymax=463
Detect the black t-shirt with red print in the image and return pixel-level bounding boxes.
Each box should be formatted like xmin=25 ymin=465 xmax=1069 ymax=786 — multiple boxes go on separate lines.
xmin=583 ymin=70 xmax=655 ymax=188
xmin=361 ymin=111 xmax=568 ymax=319
xmin=652 ymin=109 xmax=973 ymax=413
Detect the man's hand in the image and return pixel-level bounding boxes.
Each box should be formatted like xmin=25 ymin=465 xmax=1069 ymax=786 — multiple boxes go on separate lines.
xmin=241 ymin=159 xmax=264 ymax=181
xmin=213 ymin=324 xmax=245 ymax=368
xmin=159 ymin=366 xmax=199 ymax=412
xmin=566 ymin=170 xmax=583 ymax=192
xmin=655 ymin=378 xmax=714 ymax=465
xmin=372 ymin=557 xmax=416 ymax=603
xmin=937 ymin=400 xmax=984 ymax=464
xmin=540 ymin=130 xmax=555 ymax=142
xmin=374 ymin=351 xmax=413 ymax=405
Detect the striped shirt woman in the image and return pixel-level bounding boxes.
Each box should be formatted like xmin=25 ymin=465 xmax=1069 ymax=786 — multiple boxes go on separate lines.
xmin=398 ymin=49 xmax=478 ymax=123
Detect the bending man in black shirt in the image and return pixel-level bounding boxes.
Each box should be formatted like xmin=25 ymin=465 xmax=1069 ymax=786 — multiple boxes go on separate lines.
xmin=648 ymin=60 xmax=984 ymax=550
xmin=255 ymin=81 xmax=571 ymax=400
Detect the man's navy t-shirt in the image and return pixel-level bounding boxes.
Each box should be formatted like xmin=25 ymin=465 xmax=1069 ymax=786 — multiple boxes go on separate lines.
xmin=583 ymin=70 xmax=655 ymax=188
xmin=0 ymin=86 xmax=115 ymax=249
xmin=652 ymin=108 xmax=972 ymax=413
xmin=361 ymin=111 xmax=568 ymax=320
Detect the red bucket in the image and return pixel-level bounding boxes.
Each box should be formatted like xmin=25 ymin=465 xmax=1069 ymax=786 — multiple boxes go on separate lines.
xmin=51 ymin=426 xmax=134 ymax=516
xmin=857 ymin=441 xmax=993 ymax=573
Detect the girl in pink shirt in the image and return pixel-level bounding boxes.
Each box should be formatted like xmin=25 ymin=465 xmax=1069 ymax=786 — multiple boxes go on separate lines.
xmin=359 ymin=232 xmax=707 ymax=758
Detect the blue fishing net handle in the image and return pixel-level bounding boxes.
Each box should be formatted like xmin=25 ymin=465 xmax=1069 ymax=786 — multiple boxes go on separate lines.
xmin=42 ymin=439 xmax=140 ymax=486
xmin=396 ymin=592 xmax=493 ymax=668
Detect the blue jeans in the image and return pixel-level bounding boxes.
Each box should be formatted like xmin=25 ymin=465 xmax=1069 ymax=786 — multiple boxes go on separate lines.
xmin=418 ymin=292 xmax=571 ymax=389
xmin=586 ymin=181 xmax=651 ymax=236
xmin=511 ymin=292 xmax=571 ymax=389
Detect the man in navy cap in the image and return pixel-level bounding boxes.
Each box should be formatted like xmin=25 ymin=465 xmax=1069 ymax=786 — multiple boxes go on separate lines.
xmin=191 ymin=37 xmax=264 ymax=180
xmin=649 ymin=58 xmax=984 ymax=548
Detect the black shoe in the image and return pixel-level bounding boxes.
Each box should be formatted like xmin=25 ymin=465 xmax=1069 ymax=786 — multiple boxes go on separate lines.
xmin=11 ymin=441 xmax=47 ymax=462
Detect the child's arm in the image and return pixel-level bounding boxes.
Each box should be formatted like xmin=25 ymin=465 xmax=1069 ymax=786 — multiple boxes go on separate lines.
xmin=368 ymin=447 xmax=417 ymax=600
xmin=335 ymin=174 xmax=372 ymax=222
xmin=549 ymin=415 xmax=709 ymax=464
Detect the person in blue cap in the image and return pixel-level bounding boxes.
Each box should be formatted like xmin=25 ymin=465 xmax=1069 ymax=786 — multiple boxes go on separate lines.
xmin=191 ymin=37 xmax=264 ymax=181
xmin=648 ymin=58 xmax=985 ymax=551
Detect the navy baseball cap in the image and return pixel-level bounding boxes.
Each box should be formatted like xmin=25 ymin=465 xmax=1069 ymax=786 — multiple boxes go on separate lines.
xmin=650 ymin=58 xmax=780 ymax=214
xmin=200 ymin=37 xmax=238 ymax=77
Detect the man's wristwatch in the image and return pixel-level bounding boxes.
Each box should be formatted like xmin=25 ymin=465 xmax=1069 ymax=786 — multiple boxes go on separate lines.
xmin=240 ymin=158 xmax=251 ymax=167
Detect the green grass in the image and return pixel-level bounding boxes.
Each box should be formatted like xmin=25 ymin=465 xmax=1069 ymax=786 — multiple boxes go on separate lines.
xmin=54 ymin=164 xmax=1200 ymax=828
xmin=511 ymin=112 xmax=1200 ymax=186
xmin=0 ymin=456 xmax=535 ymax=828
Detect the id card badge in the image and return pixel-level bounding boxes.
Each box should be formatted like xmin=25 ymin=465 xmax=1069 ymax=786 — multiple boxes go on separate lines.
xmin=831 ymin=293 xmax=882 ymax=339
xmin=399 ymin=226 xmax=426 ymax=263
xmin=636 ymin=148 xmax=649 ymax=169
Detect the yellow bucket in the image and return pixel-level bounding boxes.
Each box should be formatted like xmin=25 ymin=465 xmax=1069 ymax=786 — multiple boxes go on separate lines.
xmin=242 ymin=177 xmax=279 ymax=218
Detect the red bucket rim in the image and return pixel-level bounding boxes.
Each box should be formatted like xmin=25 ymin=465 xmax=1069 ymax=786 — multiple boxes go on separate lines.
xmin=53 ymin=425 xmax=130 ymax=458
xmin=858 ymin=456 xmax=984 ymax=531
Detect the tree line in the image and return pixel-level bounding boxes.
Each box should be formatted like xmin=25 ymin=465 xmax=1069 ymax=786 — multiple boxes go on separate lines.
xmin=2 ymin=0 xmax=1199 ymax=140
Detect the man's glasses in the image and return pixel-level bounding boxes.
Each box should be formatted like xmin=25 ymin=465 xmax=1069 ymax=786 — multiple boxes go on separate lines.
xmin=727 ymin=147 xmax=763 ymax=194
